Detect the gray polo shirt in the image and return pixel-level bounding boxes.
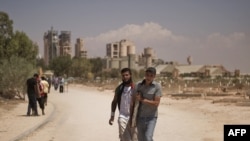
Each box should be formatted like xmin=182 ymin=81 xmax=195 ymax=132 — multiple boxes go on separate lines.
xmin=134 ymin=80 xmax=162 ymax=118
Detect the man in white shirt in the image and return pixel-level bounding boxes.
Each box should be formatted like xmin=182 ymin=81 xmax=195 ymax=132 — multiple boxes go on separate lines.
xmin=109 ymin=68 xmax=135 ymax=141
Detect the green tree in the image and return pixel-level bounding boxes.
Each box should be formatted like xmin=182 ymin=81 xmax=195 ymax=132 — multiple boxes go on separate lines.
xmin=0 ymin=12 xmax=38 ymax=62
xmin=100 ymin=70 xmax=110 ymax=80
xmin=36 ymin=57 xmax=47 ymax=70
xmin=0 ymin=11 xmax=14 ymax=59
xmin=49 ymin=55 xmax=72 ymax=77
xmin=138 ymin=69 xmax=145 ymax=78
xmin=89 ymin=57 xmax=103 ymax=76
xmin=110 ymin=68 xmax=120 ymax=78
xmin=0 ymin=11 xmax=13 ymax=36
xmin=0 ymin=12 xmax=39 ymax=99
xmin=70 ymin=57 xmax=92 ymax=78
xmin=0 ymin=56 xmax=35 ymax=99
xmin=8 ymin=31 xmax=38 ymax=63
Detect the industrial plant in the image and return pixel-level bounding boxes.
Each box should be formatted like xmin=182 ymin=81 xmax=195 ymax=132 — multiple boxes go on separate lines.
xmin=43 ymin=28 xmax=242 ymax=78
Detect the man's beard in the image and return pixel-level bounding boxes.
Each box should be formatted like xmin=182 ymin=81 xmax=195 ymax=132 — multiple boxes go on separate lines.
xmin=123 ymin=78 xmax=132 ymax=85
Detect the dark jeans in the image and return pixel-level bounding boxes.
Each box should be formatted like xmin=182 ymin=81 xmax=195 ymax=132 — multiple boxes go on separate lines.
xmin=59 ymin=85 xmax=64 ymax=93
xmin=54 ymin=83 xmax=58 ymax=90
xmin=44 ymin=93 xmax=48 ymax=105
xmin=37 ymin=96 xmax=45 ymax=110
xmin=137 ymin=117 xmax=157 ymax=141
xmin=27 ymin=94 xmax=38 ymax=115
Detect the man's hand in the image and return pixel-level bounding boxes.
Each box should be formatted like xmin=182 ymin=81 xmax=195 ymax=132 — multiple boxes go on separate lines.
xmin=136 ymin=93 xmax=144 ymax=102
xmin=109 ymin=116 xmax=114 ymax=125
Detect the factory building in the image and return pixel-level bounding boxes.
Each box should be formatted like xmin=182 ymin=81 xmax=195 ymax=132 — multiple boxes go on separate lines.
xmin=43 ymin=27 xmax=59 ymax=66
xmin=75 ymin=38 xmax=87 ymax=58
xmin=43 ymin=27 xmax=72 ymax=66
xmin=103 ymin=39 xmax=136 ymax=70
xmin=59 ymin=31 xmax=72 ymax=56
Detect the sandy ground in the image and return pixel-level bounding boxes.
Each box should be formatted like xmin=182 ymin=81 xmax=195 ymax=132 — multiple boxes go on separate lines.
xmin=0 ymin=95 xmax=54 ymax=141
xmin=1 ymin=84 xmax=250 ymax=141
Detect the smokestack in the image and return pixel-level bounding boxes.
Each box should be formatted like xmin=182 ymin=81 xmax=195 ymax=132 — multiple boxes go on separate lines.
xmin=187 ymin=56 xmax=192 ymax=65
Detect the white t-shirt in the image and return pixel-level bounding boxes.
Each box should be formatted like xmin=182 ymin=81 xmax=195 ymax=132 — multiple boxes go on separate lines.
xmin=119 ymin=86 xmax=132 ymax=119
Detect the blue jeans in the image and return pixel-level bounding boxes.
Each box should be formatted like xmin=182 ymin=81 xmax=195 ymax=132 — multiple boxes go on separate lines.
xmin=136 ymin=117 xmax=157 ymax=141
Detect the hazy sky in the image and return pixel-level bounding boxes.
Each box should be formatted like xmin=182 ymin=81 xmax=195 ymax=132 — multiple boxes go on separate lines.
xmin=1 ymin=0 xmax=250 ymax=73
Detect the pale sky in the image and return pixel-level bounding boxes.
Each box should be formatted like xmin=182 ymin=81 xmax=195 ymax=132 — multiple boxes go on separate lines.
xmin=1 ymin=0 xmax=250 ymax=73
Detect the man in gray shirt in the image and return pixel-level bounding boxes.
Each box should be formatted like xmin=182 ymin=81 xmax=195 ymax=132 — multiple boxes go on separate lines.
xmin=132 ymin=67 xmax=162 ymax=141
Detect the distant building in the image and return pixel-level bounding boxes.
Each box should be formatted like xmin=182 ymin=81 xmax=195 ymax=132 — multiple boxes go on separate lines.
xmin=103 ymin=39 xmax=136 ymax=70
xmin=138 ymin=47 xmax=159 ymax=68
xmin=43 ymin=27 xmax=59 ymax=66
xmin=103 ymin=39 xmax=164 ymax=71
xmin=59 ymin=31 xmax=72 ymax=56
xmin=159 ymin=64 xmax=229 ymax=78
xmin=43 ymin=28 xmax=72 ymax=66
xmin=75 ymin=38 xmax=87 ymax=58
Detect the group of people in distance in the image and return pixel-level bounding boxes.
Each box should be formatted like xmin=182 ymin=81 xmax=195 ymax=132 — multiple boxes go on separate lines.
xmin=109 ymin=67 xmax=162 ymax=141
xmin=52 ymin=76 xmax=65 ymax=93
xmin=26 ymin=73 xmax=51 ymax=116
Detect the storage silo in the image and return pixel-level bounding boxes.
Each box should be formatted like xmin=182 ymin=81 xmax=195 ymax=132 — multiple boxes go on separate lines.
xmin=144 ymin=47 xmax=153 ymax=68
xmin=127 ymin=45 xmax=135 ymax=55
xmin=120 ymin=40 xmax=128 ymax=57
xmin=187 ymin=56 xmax=192 ymax=65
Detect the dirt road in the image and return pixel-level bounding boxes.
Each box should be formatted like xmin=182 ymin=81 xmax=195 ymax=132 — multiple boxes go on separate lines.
xmin=19 ymin=85 xmax=250 ymax=141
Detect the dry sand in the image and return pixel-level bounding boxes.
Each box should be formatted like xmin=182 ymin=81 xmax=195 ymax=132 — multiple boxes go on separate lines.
xmin=0 ymin=84 xmax=250 ymax=141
